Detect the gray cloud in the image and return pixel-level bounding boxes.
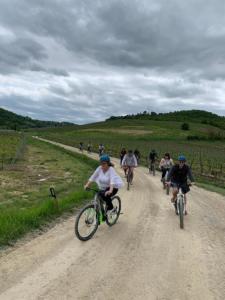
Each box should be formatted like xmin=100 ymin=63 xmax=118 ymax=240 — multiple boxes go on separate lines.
xmin=0 ymin=0 xmax=225 ymax=123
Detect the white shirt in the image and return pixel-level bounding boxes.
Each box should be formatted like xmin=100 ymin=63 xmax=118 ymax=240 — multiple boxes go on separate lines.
xmin=122 ymin=154 xmax=138 ymax=167
xmin=159 ymin=158 xmax=174 ymax=168
xmin=89 ymin=166 xmax=124 ymax=190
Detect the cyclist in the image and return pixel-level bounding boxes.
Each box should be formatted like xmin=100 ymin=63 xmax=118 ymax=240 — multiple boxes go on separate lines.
xmin=79 ymin=142 xmax=84 ymax=152
xmin=159 ymin=153 xmax=174 ymax=184
xmin=84 ymin=155 xmax=123 ymax=213
xmin=87 ymin=142 xmax=92 ymax=153
xmin=166 ymin=155 xmax=195 ymax=215
xmin=99 ymin=143 xmax=105 ymax=156
xmin=122 ymin=150 xmax=138 ymax=181
xmin=148 ymin=149 xmax=158 ymax=171
xmin=134 ymin=149 xmax=141 ymax=164
xmin=120 ymin=148 xmax=127 ymax=166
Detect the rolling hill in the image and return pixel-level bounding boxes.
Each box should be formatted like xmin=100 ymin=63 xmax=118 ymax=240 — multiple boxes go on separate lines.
xmin=0 ymin=107 xmax=74 ymax=130
xmin=106 ymin=110 xmax=225 ymax=130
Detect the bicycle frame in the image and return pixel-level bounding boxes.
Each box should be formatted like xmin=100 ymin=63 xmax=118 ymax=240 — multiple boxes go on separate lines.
xmin=89 ymin=189 xmax=107 ymax=221
xmin=176 ymin=188 xmax=185 ymax=212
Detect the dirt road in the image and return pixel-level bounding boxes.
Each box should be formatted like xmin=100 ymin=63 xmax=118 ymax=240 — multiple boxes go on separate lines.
xmin=1 ymin=138 xmax=225 ymax=300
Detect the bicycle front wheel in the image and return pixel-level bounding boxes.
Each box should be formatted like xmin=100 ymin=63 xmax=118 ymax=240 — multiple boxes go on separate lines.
xmin=106 ymin=196 xmax=121 ymax=226
xmin=75 ymin=204 xmax=99 ymax=241
xmin=166 ymin=184 xmax=170 ymax=195
xmin=178 ymin=200 xmax=184 ymax=229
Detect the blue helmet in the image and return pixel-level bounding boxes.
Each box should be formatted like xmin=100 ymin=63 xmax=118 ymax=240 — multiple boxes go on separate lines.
xmin=100 ymin=154 xmax=110 ymax=162
xmin=178 ymin=155 xmax=186 ymax=162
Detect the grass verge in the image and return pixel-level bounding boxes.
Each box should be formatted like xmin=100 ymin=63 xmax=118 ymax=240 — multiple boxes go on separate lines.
xmin=0 ymin=139 xmax=98 ymax=247
xmin=196 ymin=182 xmax=225 ymax=197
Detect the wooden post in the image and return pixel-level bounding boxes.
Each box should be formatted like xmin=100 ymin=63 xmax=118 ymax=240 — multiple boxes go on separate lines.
xmin=50 ymin=187 xmax=58 ymax=210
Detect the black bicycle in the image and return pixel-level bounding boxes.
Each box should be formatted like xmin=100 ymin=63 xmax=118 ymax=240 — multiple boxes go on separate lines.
xmin=127 ymin=166 xmax=133 ymax=190
xmin=75 ymin=188 xmax=121 ymax=241
xmin=149 ymin=160 xmax=156 ymax=176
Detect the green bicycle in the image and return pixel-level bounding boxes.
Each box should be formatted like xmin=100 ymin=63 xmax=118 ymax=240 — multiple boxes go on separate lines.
xmin=75 ymin=188 xmax=121 ymax=241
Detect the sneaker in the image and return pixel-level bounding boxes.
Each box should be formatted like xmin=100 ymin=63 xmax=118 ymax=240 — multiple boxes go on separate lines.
xmin=107 ymin=207 xmax=117 ymax=216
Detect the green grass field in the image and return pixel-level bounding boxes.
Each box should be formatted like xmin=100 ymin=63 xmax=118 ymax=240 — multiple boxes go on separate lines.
xmin=0 ymin=137 xmax=98 ymax=247
xmin=32 ymin=119 xmax=225 ymax=189
xmin=0 ymin=131 xmax=21 ymax=167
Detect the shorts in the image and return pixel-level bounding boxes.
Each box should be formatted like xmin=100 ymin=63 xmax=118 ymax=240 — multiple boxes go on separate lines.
xmin=171 ymin=182 xmax=190 ymax=194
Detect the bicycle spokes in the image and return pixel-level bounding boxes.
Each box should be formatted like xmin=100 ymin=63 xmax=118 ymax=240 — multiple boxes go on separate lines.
xmin=77 ymin=207 xmax=97 ymax=238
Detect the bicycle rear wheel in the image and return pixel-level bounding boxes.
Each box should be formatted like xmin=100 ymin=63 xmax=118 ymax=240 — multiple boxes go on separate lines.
xmin=127 ymin=171 xmax=130 ymax=190
xmin=106 ymin=196 xmax=121 ymax=226
xmin=166 ymin=184 xmax=170 ymax=195
xmin=178 ymin=200 xmax=184 ymax=229
xmin=153 ymin=164 xmax=155 ymax=176
xmin=75 ymin=204 xmax=98 ymax=241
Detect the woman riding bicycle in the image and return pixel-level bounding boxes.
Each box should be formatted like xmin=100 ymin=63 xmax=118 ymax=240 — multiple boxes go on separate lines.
xmin=159 ymin=153 xmax=174 ymax=183
xmin=121 ymin=150 xmax=138 ymax=180
xmin=84 ymin=155 xmax=123 ymax=213
xmin=120 ymin=148 xmax=127 ymax=166
xmin=166 ymin=155 xmax=195 ymax=215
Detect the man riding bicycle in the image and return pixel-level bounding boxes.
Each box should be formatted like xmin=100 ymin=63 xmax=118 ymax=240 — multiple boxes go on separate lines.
xmin=122 ymin=150 xmax=138 ymax=182
xmin=98 ymin=143 xmax=105 ymax=157
xmin=166 ymin=155 xmax=195 ymax=215
xmin=148 ymin=149 xmax=158 ymax=170
xmin=134 ymin=149 xmax=141 ymax=164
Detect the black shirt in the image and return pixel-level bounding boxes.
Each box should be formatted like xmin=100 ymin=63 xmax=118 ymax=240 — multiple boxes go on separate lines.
xmin=167 ymin=164 xmax=194 ymax=184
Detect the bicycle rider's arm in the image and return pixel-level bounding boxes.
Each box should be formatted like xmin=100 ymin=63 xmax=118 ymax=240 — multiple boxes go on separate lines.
xmin=187 ymin=166 xmax=195 ymax=182
xmin=84 ymin=180 xmax=92 ymax=189
xmin=85 ymin=167 xmax=100 ymax=189
xmin=133 ymin=155 xmax=138 ymax=167
xmin=121 ymin=155 xmax=127 ymax=166
xmin=166 ymin=166 xmax=174 ymax=182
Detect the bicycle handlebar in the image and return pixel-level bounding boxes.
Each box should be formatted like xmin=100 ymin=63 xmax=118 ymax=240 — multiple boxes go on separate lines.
xmin=85 ymin=187 xmax=99 ymax=193
xmin=165 ymin=182 xmax=192 ymax=187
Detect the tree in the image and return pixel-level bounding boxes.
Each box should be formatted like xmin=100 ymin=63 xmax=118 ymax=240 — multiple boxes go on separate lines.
xmin=181 ymin=123 xmax=189 ymax=130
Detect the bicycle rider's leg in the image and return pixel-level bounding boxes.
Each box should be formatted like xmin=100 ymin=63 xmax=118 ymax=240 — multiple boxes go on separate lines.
xmin=100 ymin=188 xmax=118 ymax=211
xmin=182 ymin=183 xmax=190 ymax=214
xmin=130 ymin=167 xmax=134 ymax=183
xmin=171 ymin=183 xmax=178 ymax=202
xmin=184 ymin=194 xmax=187 ymax=213
xmin=161 ymin=168 xmax=166 ymax=180
xmin=123 ymin=166 xmax=128 ymax=176
xmin=150 ymin=161 xmax=153 ymax=171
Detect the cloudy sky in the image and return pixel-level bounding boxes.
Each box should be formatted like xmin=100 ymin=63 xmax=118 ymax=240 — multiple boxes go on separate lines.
xmin=0 ymin=0 xmax=225 ymax=124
